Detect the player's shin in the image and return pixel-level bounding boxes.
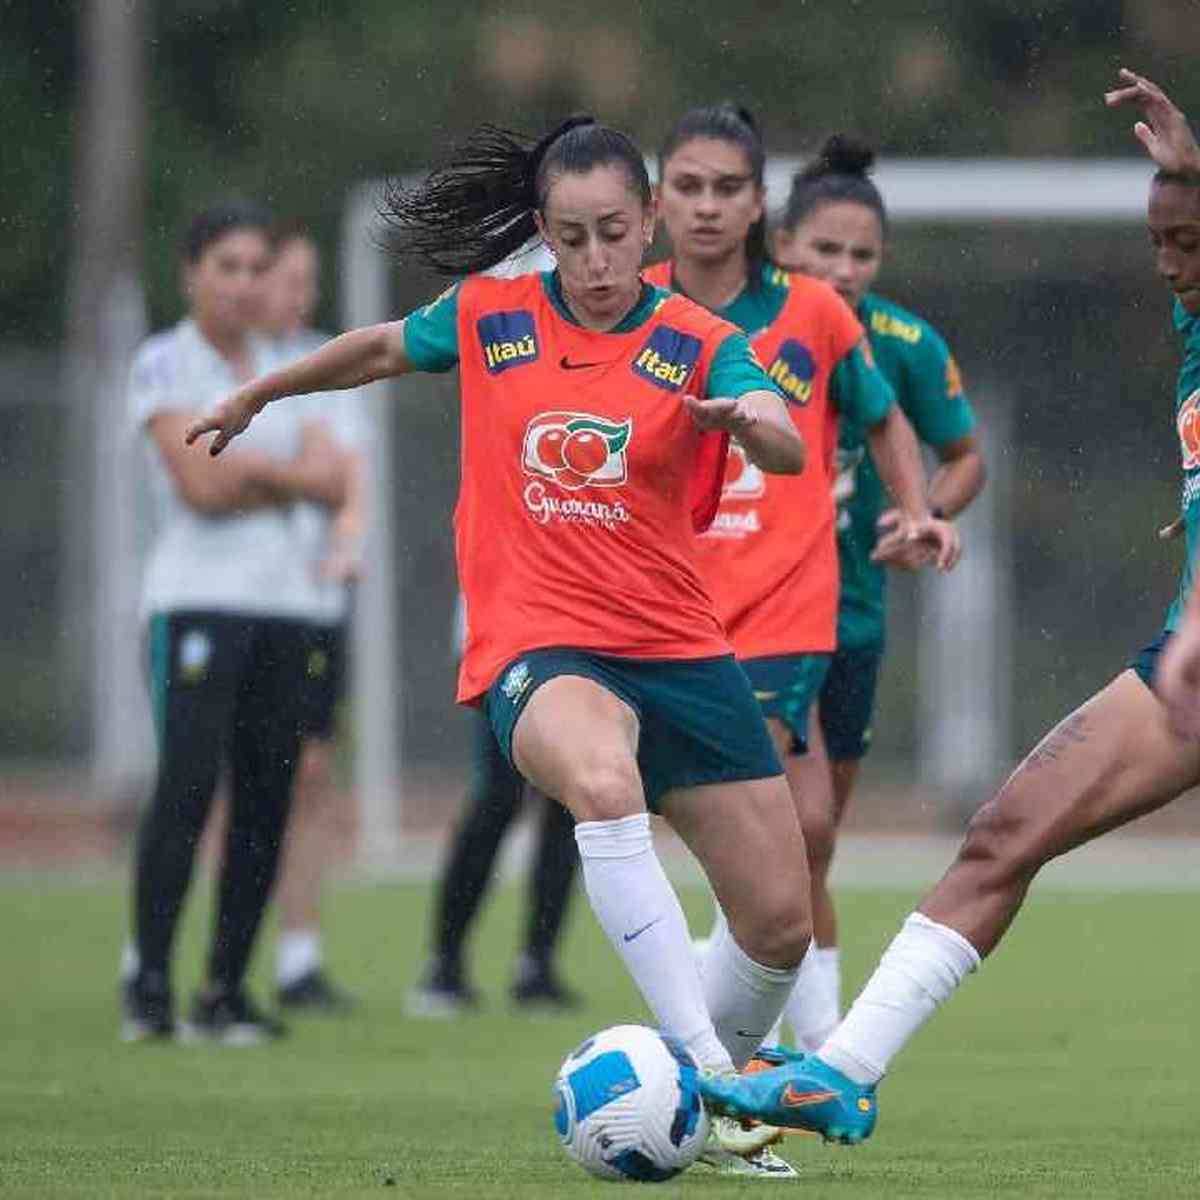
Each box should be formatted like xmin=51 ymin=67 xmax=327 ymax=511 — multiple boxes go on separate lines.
xmin=699 ymin=909 xmax=801 ymax=1069
xmin=574 ymin=814 xmax=733 ymax=1072
xmin=781 ymin=943 xmax=841 ymax=1050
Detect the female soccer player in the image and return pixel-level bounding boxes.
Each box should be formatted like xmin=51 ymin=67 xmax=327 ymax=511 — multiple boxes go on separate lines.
xmin=122 ymin=201 xmax=351 ymax=1042
xmin=769 ymin=134 xmax=985 ymax=1047
xmin=187 ymin=117 xmax=823 ymax=1171
xmin=699 ymin=69 xmax=1200 ymax=1142
xmin=648 ymin=106 xmax=960 ymax=1060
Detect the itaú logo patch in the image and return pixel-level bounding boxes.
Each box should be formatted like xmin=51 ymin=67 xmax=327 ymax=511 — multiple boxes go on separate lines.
xmin=522 ymin=411 xmax=632 ymax=491
xmin=766 ymin=338 xmax=815 ymax=405
xmin=477 ymin=309 xmax=538 ymax=374
xmin=1179 ymin=388 xmax=1200 ymax=470
xmin=631 ymin=325 xmax=702 ymax=391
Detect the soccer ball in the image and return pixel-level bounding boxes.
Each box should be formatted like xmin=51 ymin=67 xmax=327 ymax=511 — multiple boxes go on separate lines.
xmin=552 ymin=1024 xmax=710 ymax=1182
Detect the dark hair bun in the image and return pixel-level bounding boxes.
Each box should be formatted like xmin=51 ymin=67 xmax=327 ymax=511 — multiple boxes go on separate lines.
xmin=733 ymin=104 xmax=761 ymax=136
xmin=805 ymin=134 xmax=875 ymax=180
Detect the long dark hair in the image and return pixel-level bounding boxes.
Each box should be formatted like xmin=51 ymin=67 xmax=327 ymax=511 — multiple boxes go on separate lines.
xmin=658 ymin=103 xmax=768 ymax=289
xmin=381 ymin=116 xmax=652 ymax=276
xmin=781 ymin=134 xmax=887 ymax=235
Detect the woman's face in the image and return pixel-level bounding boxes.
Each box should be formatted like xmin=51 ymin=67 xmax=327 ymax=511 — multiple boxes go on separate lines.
xmin=1149 ymin=177 xmax=1200 ymax=314
xmin=261 ymin=237 xmax=319 ymax=338
xmin=774 ymin=200 xmax=884 ymax=310
xmin=536 ymin=162 xmax=654 ymax=327
xmin=184 ymin=227 xmax=272 ymax=339
xmin=657 ymin=136 xmax=764 ymax=268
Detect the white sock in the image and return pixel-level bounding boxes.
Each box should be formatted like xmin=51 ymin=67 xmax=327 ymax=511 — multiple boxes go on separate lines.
xmin=699 ymin=909 xmax=801 ymax=1069
xmin=276 ymin=929 xmax=322 ymax=987
xmin=575 ymin=814 xmax=732 ymax=1072
xmin=784 ymin=944 xmax=842 ymax=1051
xmin=820 ymin=911 xmax=980 ymax=1085
xmin=119 ymin=941 xmax=139 ymax=983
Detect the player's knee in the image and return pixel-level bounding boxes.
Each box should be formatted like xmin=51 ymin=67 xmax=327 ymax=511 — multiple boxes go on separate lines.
xmin=563 ymin=758 xmax=643 ymax=823
xmin=734 ymin=894 xmax=811 ymax=970
xmin=958 ymin=792 xmax=1045 ymax=885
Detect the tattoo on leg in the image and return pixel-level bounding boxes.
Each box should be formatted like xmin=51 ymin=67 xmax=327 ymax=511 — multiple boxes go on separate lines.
xmin=1024 ymin=711 xmax=1090 ymax=772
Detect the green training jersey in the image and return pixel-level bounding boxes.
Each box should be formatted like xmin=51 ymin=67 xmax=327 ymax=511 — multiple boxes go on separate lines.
xmin=1166 ymin=299 xmax=1200 ymax=630
xmin=835 ymin=292 xmax=977 ymax=648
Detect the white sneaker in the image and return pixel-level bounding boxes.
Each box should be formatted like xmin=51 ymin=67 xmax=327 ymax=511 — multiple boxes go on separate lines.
xmin=698 ymin=1129 xmax=799 ymax=1179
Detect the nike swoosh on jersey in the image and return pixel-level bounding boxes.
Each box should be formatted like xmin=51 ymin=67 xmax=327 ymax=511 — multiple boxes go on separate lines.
xmin=623 ymin=917 xmax=663 ymax=943
xmin=753 ymin=690 xmax=780 ymax=701
xmin=560 ymin=355 xmax=606 ymax=370
xmin=780 ymin=1084 xmax=839 ymax=1108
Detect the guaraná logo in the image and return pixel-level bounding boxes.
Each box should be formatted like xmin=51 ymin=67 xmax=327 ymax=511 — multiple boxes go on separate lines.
xmin=522 ymin=411 xmax=632 ymax=491
xmin=1179 ymin=388 xmax=1200 ymax=471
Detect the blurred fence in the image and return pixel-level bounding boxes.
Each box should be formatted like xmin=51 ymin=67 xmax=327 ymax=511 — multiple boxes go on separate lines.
xmin=1 ymin=159 xmax=1193 ymax=851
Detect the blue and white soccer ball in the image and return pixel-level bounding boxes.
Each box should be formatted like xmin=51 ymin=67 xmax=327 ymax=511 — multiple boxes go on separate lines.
xmin=552 ymin=1023 xmax=710 ymax=1182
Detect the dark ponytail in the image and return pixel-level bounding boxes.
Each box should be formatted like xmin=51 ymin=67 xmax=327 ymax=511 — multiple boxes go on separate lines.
xmin=781 ymin=134 xmax=887 ymax=235
xmin=381 ymin=115 xmax=652 ymax=276
xmin=658 ymin=103 xmax=769 ymax=289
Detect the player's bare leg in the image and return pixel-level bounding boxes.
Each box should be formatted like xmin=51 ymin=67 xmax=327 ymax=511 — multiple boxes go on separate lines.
xmin=702 ymin=670 xmax=1200 ymax=1139
xmin=513 ymin=676 xmax=736 ymax=1072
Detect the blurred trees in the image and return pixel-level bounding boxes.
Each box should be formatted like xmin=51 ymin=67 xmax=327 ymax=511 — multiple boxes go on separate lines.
xmin=1 ymin=0 xmax=1196 ymax=341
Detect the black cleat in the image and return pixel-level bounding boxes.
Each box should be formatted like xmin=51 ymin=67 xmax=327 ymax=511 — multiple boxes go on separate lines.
xmin=276 ymin=968 xmax=357 ymax=1012
xmin=120 ymin=971 xmax=176 ymax=1042
xmin=510 ymin=958 xmax=580 ymax=1010
xmin=405 ymin=958 xmax=481 ymax=1019
xmin=181 ymin=987 xmax=287 ymax=1044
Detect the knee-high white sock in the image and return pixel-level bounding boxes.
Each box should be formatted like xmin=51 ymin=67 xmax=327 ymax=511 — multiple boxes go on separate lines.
xmin=575 ymin=814 xmax=732 ymax=1072
xmin=820 ymin=912 xmax=980 ymax=1085
xmin=784 ymin=944 xmax=841 ymax=1050
xmin=699 ymin=909 xmax=801 ymax=1069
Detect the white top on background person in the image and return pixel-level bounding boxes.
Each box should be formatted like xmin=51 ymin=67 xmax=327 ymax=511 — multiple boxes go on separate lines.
xmin=259 ymin=229 xmax=368 ymax=627
xmin=132 ymin=318 xmax=333 ymax=620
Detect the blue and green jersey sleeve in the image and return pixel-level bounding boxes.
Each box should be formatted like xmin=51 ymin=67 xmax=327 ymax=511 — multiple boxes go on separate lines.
xmin=402 ymin=283 xmax=462 ymax=373
xmin=708 ymin=331 xmax=783 ymax=400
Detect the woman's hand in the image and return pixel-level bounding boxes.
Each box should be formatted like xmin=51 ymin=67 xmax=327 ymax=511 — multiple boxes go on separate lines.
xmin=1105 ymin=69 xmax=1200 ymax=176
xmin=871 ymin=507 xmax=962 ymax=572
xmin=185 ymin=382 xmax=267 ymax=456
xmin=683 ymin=393 xmax=760 ymax=436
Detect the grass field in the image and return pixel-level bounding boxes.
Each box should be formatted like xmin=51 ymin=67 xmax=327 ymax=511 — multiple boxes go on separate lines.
xmin=2 ymin=876 xmax=1198 ymax=1198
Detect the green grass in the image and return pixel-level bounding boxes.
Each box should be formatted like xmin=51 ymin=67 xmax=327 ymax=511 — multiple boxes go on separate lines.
xmin=1 ymin=878 xmax=1198 ymax=1197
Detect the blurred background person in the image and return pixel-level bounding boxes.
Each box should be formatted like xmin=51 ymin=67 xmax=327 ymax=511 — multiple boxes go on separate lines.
xmin=121 ymin=200 xmax=351 ymax=1043
xmin=407 ymin=593 xmax=579 ymax=1016
xmin=256 ymin=222 xmax=366 ymax=1012
xmin=771 ymin=137 xmax=986 ymax=1050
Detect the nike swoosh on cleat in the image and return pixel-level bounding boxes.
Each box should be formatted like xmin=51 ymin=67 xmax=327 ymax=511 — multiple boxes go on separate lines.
xmin=735 ymin=1030 xmax=767 ymax=1039
xmin=560 ymin=355 xmax=605 ymax=370
xmin=780 ymin=1085 xmax=839 ymax=1108
xmin=623 ymin=917 xmax=663 ymax=942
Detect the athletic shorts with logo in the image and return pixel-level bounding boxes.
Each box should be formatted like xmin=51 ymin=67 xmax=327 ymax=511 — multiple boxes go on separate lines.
xmin=297 ymin=623 xmax=347 ymax=740
xmin=817 ymin=642 xmax=885 ymax=762
xmin=741 ymin=653 xmax=832 ymax=755
xmin=485 ymin=649 xmax=783 ymax=812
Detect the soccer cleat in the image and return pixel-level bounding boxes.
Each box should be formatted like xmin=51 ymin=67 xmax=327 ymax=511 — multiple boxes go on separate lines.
xmin=510 ymin=957 xmax=580 ymax=1010
xmin=404 ymin=958 xmax=481 ymax=1019
xmin=698 ymin=1127 xmax=799 ymax=1179
xmin=698 ymin=1052 xmax=877 ymax=1144
xmin=708 ymin=1112 xmax=784 ymax=1155
xmin=180 ymin=988 xmax=287 ymax=1045
xmin=120 ymin=971 xmax=175 ymax=1042
xmin=276 ymin=968 xmax=357 ymax=1012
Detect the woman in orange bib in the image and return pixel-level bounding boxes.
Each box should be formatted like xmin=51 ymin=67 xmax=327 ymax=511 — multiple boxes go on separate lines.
xmin=188 ymin=116 xmax=822 ymax=1173
xmin=650 ymin=105 xmax=959 ymax=1054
